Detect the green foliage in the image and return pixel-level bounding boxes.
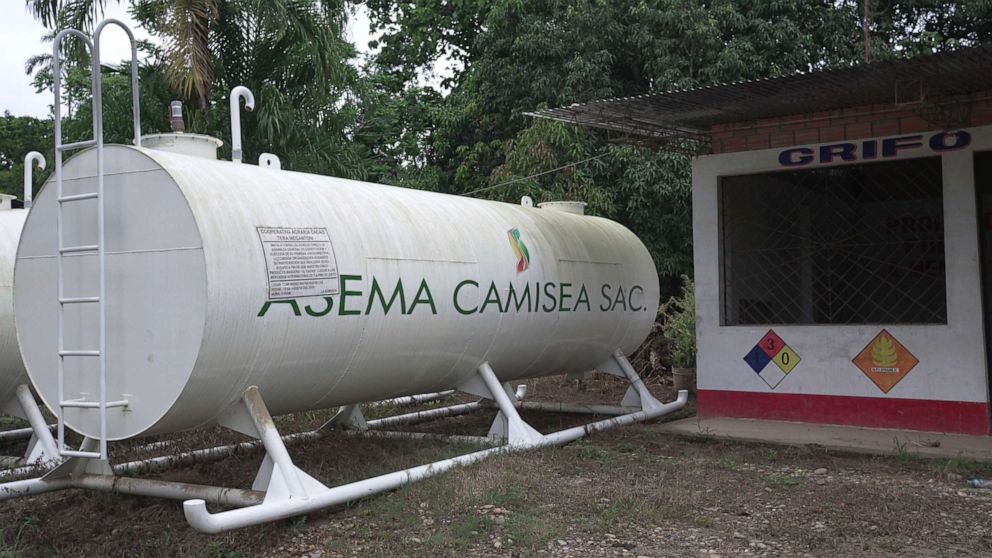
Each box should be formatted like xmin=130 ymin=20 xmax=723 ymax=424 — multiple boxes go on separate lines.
xmin=358 ymin=0 xmax=868 ymax=291
xmin=202 ymin=541 xmax=243 ymax=558
xmin=717 ymin=456 xmax=741 ymax=472
xmin=61 ymin=65 xmax=172 ymax=146
xmin=0 ymin=514 xmax=39 ymax=558
xmin=660 ymin=275 xmax=696 ymax=368
xmin=865 ymin=0 xmax=992 ymax=57
xmin=28 ymin=1 xmax=367 ymax=180
xmin=0 ymin=113 xmax=54 ymax=197
xmin=485 ymin=119 xmax=611 ymax=212
xmin=765 ymin=472 xmax=800 ymax=488
xmin=18 ymin=0 xmax=992 ymax=293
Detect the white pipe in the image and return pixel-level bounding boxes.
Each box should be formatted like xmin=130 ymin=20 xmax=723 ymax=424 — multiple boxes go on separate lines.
xmin=76 ymin=474 xmax=262 ymax=506
xmin=242 ymin=386 xmax=305 ymax=499
xmin=365 ymin=401 xmax=485 ymax=429
xmin=366 ymin=390 xmax=456 ymax=408
xmin=0 ymin=427 xmax=40 ymax=442
xmin=2 ymin=394 xmax=480 ymax=478
xmin=114 ymin=438 xmax=274 ymax=477
xmin=14 ymin=385 xmax=57 ymax=460
xmin=258 ymin=153 xmax=281 ymax=169
xmin=130 ymin=439 xmax=177 ymax=453
xmin=0 ymin=472 xmax=262 ymax=507
xmin=508 ymin=401 xmax=638 ymax=416
xmin=0 ymin=475 xmax=72 ymax=498
xmin=229 ymin=86 xmax=255 ymax=164
xmin=349 ymin=430 xmax=496 ymax=446
xmin=540 ymin=390 xmax=688 ymax=445
xmin=22 ymin=152 xmax=45 ymax=209
xmin=114 ymin=397 xmax=485 ymax=474
xmin=184 ymin=390 xmax=689 ymax=533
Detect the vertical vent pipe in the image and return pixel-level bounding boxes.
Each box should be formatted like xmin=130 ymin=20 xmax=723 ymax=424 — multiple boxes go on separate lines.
xmin=229 ymin=86 xmax=255 ymax=164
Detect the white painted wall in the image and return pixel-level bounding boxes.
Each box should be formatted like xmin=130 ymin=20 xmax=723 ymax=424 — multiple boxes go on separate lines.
xmin=692 ymin=125 xmax=992 ymax=404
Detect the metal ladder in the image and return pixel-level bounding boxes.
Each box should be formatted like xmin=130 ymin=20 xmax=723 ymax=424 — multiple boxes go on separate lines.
xmin=51 ymin=21 xmax=142 ymax=460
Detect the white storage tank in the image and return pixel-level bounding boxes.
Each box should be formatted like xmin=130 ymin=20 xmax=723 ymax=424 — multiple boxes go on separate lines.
xmin=0 ymin=205 xmax=29 ymax=409
xmin=139 ymin=133 xmax=223 ymax=160
xmin=0 ymin=138 xmax=221 ymax=422
xmin=14 ymin=146 xmax=659 ymax=440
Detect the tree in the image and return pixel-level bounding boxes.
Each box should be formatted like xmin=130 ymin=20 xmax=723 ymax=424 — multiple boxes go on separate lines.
xmin=0 ymin=113 xmax=54 ymax=197
xmin=863 ymin=0 xmax=992 ymax=57
xmin=356 ymin=1 xmax=864 ymax=287
xmin=358 ymin=0 xmax=992 ymax=292
xmin=26 ymin=1 xmax=367 ymax=179
xmin=28 ymin=0 xmax=217 ymax=110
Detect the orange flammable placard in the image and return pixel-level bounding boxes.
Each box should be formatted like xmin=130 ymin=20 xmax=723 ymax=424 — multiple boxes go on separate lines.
xmin=852 ymin=329 xmax=919 ymax=394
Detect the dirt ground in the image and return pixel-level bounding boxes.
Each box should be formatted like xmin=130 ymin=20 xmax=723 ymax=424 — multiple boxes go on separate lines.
xmin=0 ymin=375 xmax=991 ymax=557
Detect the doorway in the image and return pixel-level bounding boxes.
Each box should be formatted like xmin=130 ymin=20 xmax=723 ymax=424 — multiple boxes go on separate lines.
xmin=974 ymin=151 xmax=992 ymax=428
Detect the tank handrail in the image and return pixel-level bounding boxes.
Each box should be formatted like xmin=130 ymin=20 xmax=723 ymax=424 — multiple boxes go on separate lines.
xmin=93 ymin=18 xmax=142 ymax=147
xmin=23 ymin=152 xmax=45 ymax=209
xmin=230 ymin=86 xmax=255 ymax=163
xmin=52 ymin=29 xmax=95 ymax=153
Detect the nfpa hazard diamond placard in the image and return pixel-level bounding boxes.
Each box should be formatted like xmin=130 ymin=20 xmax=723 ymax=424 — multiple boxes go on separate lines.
xmin=852 ymin=330 xmax=919 ymax=394
xmin=743 ymin=329 xmax=801 ymax=390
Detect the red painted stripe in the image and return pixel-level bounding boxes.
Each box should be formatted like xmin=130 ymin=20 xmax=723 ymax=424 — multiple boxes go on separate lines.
xmin=697 ymin=389 xmax=991 ymax=435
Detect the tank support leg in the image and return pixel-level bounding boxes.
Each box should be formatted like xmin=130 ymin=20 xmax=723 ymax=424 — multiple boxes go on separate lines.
xmin=240 ymin=386 xmax=328 ymax=501
xmin=0 ymin=385 xmax=60 ymax=465
xmin=183 ymin=372 xmax=688 ymax=534
xmin=321 ymin=404 xmax=369 ymax=432
xmin=0 ymin=363 xmax=684 ymax=533
xmin=458 ymin=362 xmax=543 ymax=447
xmin=481 ymin=351 xmax=670 ymax=417
xmin=598 ymin=349 xmax=665 ymax=412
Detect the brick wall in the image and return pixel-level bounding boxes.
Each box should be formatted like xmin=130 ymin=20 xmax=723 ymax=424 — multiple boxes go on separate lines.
xmin=709 ymin=92 xmax=992 ymax=154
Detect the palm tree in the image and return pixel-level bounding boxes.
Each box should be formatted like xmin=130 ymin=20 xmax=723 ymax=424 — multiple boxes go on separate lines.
xmin=27 ymin=0 xmax=219 ymax=111
xmin=26 ymin=0 xmax=367 ymax=178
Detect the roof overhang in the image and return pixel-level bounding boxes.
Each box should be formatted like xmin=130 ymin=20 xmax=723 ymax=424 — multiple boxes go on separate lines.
xmin=526 ymin=45 xmax=992 ymax=151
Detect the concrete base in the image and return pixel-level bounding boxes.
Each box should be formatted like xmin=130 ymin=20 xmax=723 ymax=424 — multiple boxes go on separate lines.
xmin=656 ymin=416 xmax=992 ymax=460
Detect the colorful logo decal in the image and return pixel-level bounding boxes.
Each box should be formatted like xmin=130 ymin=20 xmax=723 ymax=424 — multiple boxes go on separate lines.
xmin=852 ymin=330 xmax=919 ymax=393
xmin=743 ymin=329 xmax=801 ymax=390
xmin=507 ymin=228 xmax=530 ymax=273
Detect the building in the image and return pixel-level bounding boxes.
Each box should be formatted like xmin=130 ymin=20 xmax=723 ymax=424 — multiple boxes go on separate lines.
xmin=528 ymin=46 xmax=992 ymax=435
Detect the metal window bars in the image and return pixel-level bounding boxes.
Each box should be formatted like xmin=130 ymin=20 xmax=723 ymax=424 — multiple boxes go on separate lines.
xmin=51 ymin=20 xmax=142 ymax=460
xmin=721 ymin=157 xmax=947 ymax=326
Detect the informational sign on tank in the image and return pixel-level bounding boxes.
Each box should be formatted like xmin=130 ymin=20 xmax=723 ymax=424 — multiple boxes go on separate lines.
xmin=256 ymin=227 xmax=339 ymax=299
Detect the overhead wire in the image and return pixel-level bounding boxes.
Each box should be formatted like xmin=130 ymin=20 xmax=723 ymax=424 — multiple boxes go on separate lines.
xmin=460 ymin=151 xmax=609 ymax=197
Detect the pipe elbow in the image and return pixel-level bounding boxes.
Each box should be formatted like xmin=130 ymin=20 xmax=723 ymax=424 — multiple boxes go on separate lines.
xmin=183 ymin=499 xmax=223 ymax=534
xmin=231 ymin=86 xmax=255 ymax=112
xmin=25 ymin=152 xmax=46 ymax=171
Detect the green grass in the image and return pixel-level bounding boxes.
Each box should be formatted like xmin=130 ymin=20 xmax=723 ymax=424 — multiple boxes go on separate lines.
xmin=502 ymin=510 xmax=565 ymax=551
xmin=0 ymin=515 xmax=38 ymax=558
xmin=202 ymin=542 xmax=244 ymax=558
xmin=932 ymin=457 xmax=992 ymax=477
xmin=573 ymin=440 xmax=620 ymax=464
xmin=0 ymin=417 xmax=27 ymax=430
xmin=765 ymin=473 xmax=800 ymax=488
xmin=716 ymin=456 xmax=741 ymax=471
xmin=892 ymin=438 xmax=922 ymax=465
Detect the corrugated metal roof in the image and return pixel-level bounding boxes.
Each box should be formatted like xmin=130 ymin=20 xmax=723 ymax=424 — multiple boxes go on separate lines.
xmin=525 ymin=45 xmax=992 ymax=146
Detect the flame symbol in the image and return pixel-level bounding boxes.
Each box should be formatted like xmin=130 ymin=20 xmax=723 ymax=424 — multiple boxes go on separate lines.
xmin=507 ymin=228 xmax=530 ymax=273
xmin=871 ymin=334 xmax=898 ymax=368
